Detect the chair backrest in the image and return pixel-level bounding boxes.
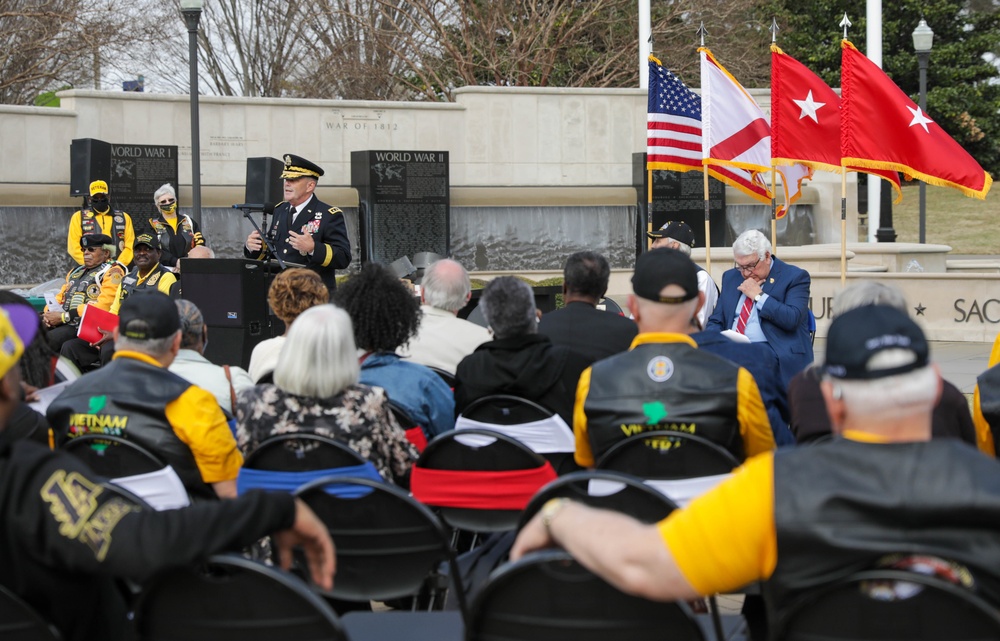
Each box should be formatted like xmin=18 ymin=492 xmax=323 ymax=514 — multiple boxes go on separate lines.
xmin=295 ymin=476 xmax=469 ymax=620
xmin=456 ymin=395 xmax=573 ymax=454
xmin=62 ymin=434 xmax=166 ymax=477
xmin=411 ymin=429 xmax=557 ymax=532
xmin=0 ymin=585 xmax=61 ymax=641
xmin=468 ymin=549 xmax=706 ymax=641
xmin=386 ymin=400 xmax=430 ymax=453
xmin=519 ymin=470 xmax=678 ymax=529
xmin=596 ymin=430 xmax=739 ymax=479
xmin=595 ymin=431 xmax=740 ymax=507
xmin=775 ymin=569 xmax=1000 ymax=641
xmin=242 ymin=433 xmax=368 ymax=471
xmin=428 ymin=366 xmax=457 ymax=388
xmin=134 ymin=554 xmax=347 ymax=641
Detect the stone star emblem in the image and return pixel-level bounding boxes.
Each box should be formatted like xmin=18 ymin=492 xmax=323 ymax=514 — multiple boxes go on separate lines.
xmin=907 ymin=105 xmax=934 ymax=133
xmin=914 ymin=303 xmax=926 ymax=316
xmin=793 ymin=90 xmax=826 ymax=124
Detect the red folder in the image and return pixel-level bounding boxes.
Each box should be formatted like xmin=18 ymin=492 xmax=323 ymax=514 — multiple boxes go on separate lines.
xmin=77 ymin=305 xmax=119 ymax=345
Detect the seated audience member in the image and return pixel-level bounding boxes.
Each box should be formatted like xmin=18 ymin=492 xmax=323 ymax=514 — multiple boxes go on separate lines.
xmin=398 ymin=258 xmax=490 ymax=374
xmin=236 ymin=305 xmax=418 ymax=485
xmin=147 ymin=182 xmax=207 ymax=268
xmin=0 ymin=294 xmax=54 ymax=446
xmin=42 ymin=233 xmax=125 ymax=353
xmin=47 ymin=291 xmax=243 ymax=500
xmin=60 ymin=232 xmax=178 ymax=372
xmin=169 ymin=300 xmax=253 ymax=417
xmin=538 ymin=251 xmax=638 ymax=364
xmin=574 ymin=249 xmax=773 ymax=467
xmin=0 ymin=301 xmax=334 ymax=641
xmin=514 ymin=305 xmax=1000 ymax=635
xmin=647 ymin=222 xmax=719 ymax=329
xmin=974 ymin=331 xmax=1000 ymax=455
xmin=334 ymin=264 xmax=455 ymax=438
xmin=691 ymin=329 xmax=792 ymax=446
xmin=455 ymin=276 xmax=590 ymax=427
xmin=788 ymin=281 xmax=978 ymax=449
xmin=248 ymin=268 xmax=329 ymax=383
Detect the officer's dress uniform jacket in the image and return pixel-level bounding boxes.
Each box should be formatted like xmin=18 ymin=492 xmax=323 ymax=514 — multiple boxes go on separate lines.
xmin=244 ymin=195 xmax=352 ymax=291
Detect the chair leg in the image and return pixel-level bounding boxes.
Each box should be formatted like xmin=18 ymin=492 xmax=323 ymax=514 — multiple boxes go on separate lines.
xmin=708 ymin=594 xmax=726 ymax=641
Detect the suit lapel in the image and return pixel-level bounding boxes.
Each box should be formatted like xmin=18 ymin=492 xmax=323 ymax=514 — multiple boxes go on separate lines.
xmin=763 ymin=257 xmax=781 ymax=295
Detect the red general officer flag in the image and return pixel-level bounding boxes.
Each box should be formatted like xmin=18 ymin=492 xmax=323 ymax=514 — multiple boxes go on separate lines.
xmin=841 ymin=39 xmax=992 ymax=199
xmin=771 ymin=44 xmax=901 ymax=202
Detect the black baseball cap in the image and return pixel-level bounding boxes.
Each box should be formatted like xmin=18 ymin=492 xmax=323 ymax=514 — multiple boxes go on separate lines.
xmin=648 ymin=221 xmax=696 ymax=247
xmin=118 ymin=291 xmax=180 ymax=341
xmin=134 ymin=233 xmax=161 ymax=250
xmin=824 ymin=305 xmax=929 ymax=380
xmin=631 ymin=248 xmax=699 ymax=304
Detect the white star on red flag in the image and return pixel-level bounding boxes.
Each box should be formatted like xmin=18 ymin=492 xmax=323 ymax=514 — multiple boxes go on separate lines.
xmin=793 ymin=90 xmax=825 ymax=123
xmin=907 ymin=105 xmax=934 ymax=133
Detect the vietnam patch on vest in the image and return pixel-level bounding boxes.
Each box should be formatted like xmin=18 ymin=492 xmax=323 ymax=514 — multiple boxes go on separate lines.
xmin=646 ymin=356 xmax=675 ymax=382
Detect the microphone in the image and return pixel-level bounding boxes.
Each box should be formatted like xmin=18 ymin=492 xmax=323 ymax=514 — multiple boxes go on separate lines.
xmin=231 ymin=203 xmax=265 ymax=210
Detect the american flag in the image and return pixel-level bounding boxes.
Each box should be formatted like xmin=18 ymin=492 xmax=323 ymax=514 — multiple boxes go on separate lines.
xmin=647 ymin=56 xmax=770 ymax=201
xmin=647 ymin=56 xmax=702 ymax=172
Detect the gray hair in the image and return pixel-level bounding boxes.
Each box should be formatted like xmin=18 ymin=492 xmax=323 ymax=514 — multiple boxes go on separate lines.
xmin=832 ymin=282 xmax=907 ymax=318
xmin=733 ymin=229 xmax=771 ymax=261
xmin=153 ymin=183 xmax=176 ymax=203
xmin=827 ymin=354 xmax=937 ymax=420
xmin=422 ymin=259 xmax=471 ymax=313
xmin=175 ymin=299 xmax=205 ymax=350
xmin=479 ymin=277 xmax=536 ymax=339
xmin=115 ymin=332 xmax=178 ymax=358
xmin=666 ymin=239 xmax=692 ymax=256
xmin=274 ymin=304 xmax=359 ymax=398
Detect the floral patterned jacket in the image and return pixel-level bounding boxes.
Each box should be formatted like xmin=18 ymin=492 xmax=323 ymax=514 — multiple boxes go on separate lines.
xmin=235 ymin=383 xmax=419 ymax=485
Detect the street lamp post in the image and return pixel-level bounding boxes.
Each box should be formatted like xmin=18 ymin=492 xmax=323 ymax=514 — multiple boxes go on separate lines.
xmin=912 ymin=18 xmax=934 ymax=244
xmin=180 ymin=0 xmax=203 ymax=228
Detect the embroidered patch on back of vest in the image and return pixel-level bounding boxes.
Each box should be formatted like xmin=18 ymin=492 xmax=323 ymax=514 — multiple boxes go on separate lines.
xmin=646 ymin=356 xmax=674 ymax=382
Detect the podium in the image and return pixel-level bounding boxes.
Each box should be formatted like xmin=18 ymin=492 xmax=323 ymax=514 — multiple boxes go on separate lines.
xmin=179 ymin=258 xmax=280 ymax=369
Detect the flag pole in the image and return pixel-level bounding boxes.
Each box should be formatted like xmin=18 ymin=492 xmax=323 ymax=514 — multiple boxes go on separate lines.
xmin=770 ymin=169 xmax=778 ymax=251
xmin=647 ymin=168 xmax=653 ymax=251
xmin=840 ymin=171 xmax=847 ymax=287
xmin=698 ymin=22 xmax=711 ymax=274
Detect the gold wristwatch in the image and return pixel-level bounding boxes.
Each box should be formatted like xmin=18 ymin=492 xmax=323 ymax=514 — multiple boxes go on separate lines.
xmin=540 ymin=498 xmax=570 ymax=533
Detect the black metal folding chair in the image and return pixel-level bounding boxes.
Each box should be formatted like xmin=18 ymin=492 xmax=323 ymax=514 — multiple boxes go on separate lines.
xmin=0 ymin=585 xmax=61 ymax=641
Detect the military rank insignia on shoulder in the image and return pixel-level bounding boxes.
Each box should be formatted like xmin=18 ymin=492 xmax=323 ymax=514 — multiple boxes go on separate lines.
xmin=328 ymin=207 xmax=342 ymax=216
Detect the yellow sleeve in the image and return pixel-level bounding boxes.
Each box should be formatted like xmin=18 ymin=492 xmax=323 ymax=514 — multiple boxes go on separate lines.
xmin=737 ymin=368 xmax=775 ymax=457
xmin=109 ymin=283 xmax=124 ymax=316
xmin=573 ymin=366 xmax=595 ymax=467
xmin=95 ymin=266 xmax=125 ymax=312
xmin=157 ymin=272 xmax=178 ymax=297
xmin=118 ymin=214 xmax=135 ymax=266
xmin=67 ymin=212 xmax=84 ymax=265
xmin=990 ymin=334 xmax=1000 ymax=369
xmin=658 ymin=451 xmax=777 ymax=595
xmin=972 ymin=385 xmax=997 ymax=457
xmin=164 ymin=385 xmax=243 ymax=483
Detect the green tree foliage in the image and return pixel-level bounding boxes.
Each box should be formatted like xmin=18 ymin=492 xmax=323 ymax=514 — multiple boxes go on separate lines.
xmin=762 ymin=0 xmax=1000 ymax=175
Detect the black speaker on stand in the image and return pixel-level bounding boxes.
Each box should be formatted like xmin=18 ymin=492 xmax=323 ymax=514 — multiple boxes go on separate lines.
xmin=245 ymin=157 xmax=285 ymax=206
xmin=179 ymin=258 xmax=281 ymax=369
xmin=70 ymin=138 xmax=112 ymax=196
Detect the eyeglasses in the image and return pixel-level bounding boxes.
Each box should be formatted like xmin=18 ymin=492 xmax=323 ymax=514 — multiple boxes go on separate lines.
xmin=158 ymin=199 xmax=176 ymax=206
xmin=734 ymin=257 xmax=761 ymax=273
xmin=82 ymin=247 xmax=103 ymax=253
xmin=91 ymin=196 xmax=108 ymax=202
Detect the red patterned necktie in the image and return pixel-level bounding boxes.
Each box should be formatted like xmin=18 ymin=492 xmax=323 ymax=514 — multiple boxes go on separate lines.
xmin=736 ymin=296 xmax=754 ymax=334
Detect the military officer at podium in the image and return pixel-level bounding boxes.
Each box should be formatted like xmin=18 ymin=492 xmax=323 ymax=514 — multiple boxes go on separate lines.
xmin=244 ymin=154 xmax=351 ymax=293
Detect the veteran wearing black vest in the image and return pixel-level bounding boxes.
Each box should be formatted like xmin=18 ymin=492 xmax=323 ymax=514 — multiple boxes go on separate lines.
xmin=244 ymin=154 xmax=351 ymax=293
xmin=67 ymin=180 xmax=136 ymax=267
xmin=48 ymin=291 xmax=242 ymax=501
xmin=573 ymin=248 xmax=774 ymax=467
xmin=514 ymin=304 xmax=1000 ymax=637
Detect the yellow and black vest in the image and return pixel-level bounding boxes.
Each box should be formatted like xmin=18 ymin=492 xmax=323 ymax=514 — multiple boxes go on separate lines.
xmin=119 ymin=263 xmax=173 ymax=303
xmin=584 ymin=341 xmax=743 ymax=462
xmin=80 ymin=210 xmax=127 ymax=245
xmin=767 ymin=438 xmax=1000 ymax=618
xmin=62 ymin=263 xmax=108 ymax=322
xmin=47 ymin=357 xmax=216 ymax=501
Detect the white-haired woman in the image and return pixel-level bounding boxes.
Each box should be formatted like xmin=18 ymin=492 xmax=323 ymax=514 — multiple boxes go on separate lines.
xmin=235 ymin=304 xmax=418 ymax=485
xmin=148 ymin=183 xmax=206 ymax=268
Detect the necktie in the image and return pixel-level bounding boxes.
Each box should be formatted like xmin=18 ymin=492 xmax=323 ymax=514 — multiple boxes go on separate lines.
xmin=736 ymin=296 xmax=754 ymax=334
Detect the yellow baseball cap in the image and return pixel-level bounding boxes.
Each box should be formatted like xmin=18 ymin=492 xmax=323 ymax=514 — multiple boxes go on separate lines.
xmin=90 ymin=180 xmax=109 ymax=196
xmin=0 ymin=304 xmax=38 ymax=380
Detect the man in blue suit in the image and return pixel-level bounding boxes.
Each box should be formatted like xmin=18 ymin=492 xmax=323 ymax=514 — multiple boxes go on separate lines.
xmin=706 ymin=230 xmax=812 ymax=389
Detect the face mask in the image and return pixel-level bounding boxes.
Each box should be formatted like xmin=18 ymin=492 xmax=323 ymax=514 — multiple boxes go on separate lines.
xmin=159 ymin=202 xmax=177 ymax=214
xmin=91 ymin=198 xmax=110 ymax=213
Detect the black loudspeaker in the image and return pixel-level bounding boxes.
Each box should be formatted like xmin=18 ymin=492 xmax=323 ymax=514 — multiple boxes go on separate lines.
xmin=70 ymin=138 xmax=112 ymax=197
xmin=245 ymin=157 xmax=285 ymax=206
xmin=179 ymin=258 xmax=280 ymax=369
